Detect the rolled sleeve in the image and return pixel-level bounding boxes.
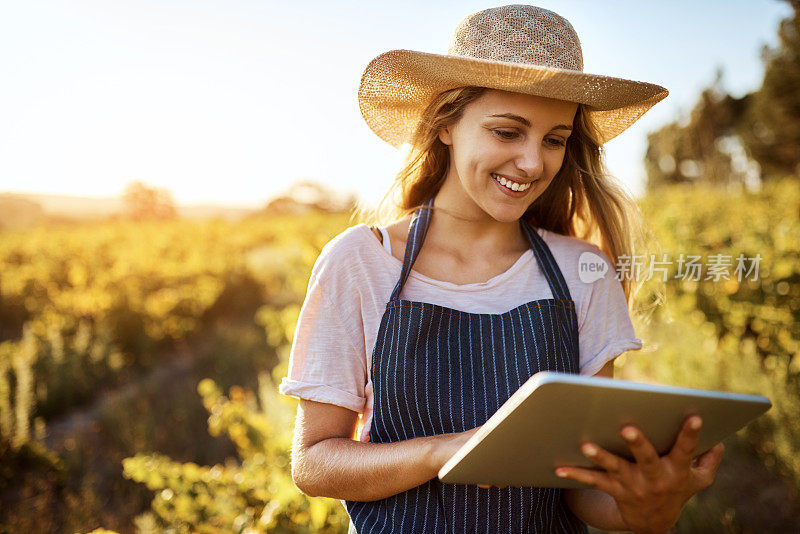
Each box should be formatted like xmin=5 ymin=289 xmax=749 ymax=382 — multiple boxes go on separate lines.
xmin=278 ymin=379 xmax=366 ymax=413
xmin=277 ymin=271 xmax=367 ymax=413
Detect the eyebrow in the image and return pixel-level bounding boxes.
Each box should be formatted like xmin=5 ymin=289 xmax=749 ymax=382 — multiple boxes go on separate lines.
xmin=488 ymin=113 xmax=573 ymax=132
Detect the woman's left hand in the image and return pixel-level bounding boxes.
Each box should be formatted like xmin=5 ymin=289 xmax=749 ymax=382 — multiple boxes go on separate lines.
xmin=554 ymin=416 xmax=725 ymax=534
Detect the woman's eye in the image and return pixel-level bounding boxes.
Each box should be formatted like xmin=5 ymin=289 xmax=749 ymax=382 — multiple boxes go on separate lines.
xmin=493 ymin=129 xmax=518 ymax=140
xmin=492 ymin=129 xmax=565 ymax=147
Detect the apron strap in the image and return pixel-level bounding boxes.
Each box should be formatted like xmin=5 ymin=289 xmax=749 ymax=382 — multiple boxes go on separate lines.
xmin=390 ymin=196 xmax=434 ymax=302
xmin=389 ymin=195 xmax=573 ymax=303
xmin=520 ymin=218 xmax=574 ymax=301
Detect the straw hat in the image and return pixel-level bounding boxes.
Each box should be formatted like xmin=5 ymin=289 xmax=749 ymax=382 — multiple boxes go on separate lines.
xmin=358 ymin=4 xmax=669 ymax=147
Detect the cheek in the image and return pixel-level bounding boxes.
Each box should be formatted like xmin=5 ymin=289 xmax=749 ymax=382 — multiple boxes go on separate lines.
xmin=546 ymin=151 xmax=567 ymax=175
xmin=453 ymin=142 xmax=493 ymax=175
xmin=467 ymin=143 xmax=507 ymax=171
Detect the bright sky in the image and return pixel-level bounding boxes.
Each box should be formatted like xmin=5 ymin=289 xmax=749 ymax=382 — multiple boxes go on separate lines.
xmin=0 ymin=0 xmax=792 ymax=209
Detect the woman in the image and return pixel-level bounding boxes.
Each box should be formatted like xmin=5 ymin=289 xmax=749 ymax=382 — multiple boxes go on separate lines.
xmin=279 ymin=5 xmax=724 ymax=533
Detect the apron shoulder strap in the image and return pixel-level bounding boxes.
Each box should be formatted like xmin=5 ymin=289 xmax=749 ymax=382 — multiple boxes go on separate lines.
xmin=389 ymin=197 xmax=434 ymax=302
xmin=520 ymin=219 xmax=573 ymax=301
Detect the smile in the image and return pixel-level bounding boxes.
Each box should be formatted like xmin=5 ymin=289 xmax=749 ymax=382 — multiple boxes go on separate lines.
xmin=491 ymin=173 xmax=533 ymax=192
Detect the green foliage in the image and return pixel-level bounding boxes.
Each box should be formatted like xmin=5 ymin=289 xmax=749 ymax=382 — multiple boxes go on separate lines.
xmin=0 ymin=323 xmax=38 ymax=448
xmin=0 ymin=210 xmax=353 ymax=532
xmin=0 ymin=211 xmax=350 ymax=424
xmin=618 ymin=177 xmax=800 ymax=530
xmin=122 ymin=376 xmax=350 ymax=533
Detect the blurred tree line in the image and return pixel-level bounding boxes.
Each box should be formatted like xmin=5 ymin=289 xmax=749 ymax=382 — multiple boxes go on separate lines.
xmin=645 ymin=0 xmax=800 ymax=190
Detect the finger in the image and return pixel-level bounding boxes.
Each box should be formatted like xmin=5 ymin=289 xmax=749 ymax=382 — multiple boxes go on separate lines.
xmin=691 ymin=442 xmax=725 ymax=490
xmin=668 ymin=416 xmax=702 ymax=468
xmin=555 ymin=466 xmax=618 ymax=495
xmin=580 ymin=442 xmax=628 ymax=479
xmin=478 ymin=484 xmax=490 ymax=489
xmin=620 ymin=425 xmax=662 ymax=480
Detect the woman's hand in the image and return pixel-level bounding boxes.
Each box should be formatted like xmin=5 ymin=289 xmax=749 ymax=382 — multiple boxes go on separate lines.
xmin=429 ymin=426 xmax=508 ymax=489
xmin=430 ymin=426 xmax=479 ymax=468
xmin=554 ymin=416 xmax=725 ymax=534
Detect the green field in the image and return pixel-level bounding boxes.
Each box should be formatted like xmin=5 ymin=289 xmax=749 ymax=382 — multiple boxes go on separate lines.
xmin=1 ymin=179 xmax=798 ymax=532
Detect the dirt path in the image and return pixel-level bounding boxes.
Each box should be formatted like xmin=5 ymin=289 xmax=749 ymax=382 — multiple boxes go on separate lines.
xmin=43 ymin=341 xmax=196 ymax=451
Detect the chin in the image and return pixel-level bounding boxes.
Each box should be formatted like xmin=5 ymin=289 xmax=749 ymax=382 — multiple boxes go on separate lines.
xmin=487 ymin=203 xmax=527 ymax=223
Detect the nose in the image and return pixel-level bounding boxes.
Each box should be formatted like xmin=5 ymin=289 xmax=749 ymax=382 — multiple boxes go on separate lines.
xmin=514 ymin=140 xmax=544 ymax=179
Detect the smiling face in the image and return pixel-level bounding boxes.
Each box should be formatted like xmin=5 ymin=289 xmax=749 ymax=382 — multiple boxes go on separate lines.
xmin=437 ymin=89 xmax=578 ymax=222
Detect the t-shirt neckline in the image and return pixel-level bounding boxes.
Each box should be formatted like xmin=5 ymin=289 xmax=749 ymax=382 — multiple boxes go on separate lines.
xmin=360 ymin=223 xmax=537 ymax=292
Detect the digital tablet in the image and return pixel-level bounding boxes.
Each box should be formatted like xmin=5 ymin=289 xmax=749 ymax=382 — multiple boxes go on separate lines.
xmin=437 ymin=371 xmax=771 ymax=489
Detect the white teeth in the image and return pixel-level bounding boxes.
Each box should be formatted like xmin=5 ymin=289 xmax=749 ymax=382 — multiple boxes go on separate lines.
xmin=492 ymin=174 xmax=531 ymax=192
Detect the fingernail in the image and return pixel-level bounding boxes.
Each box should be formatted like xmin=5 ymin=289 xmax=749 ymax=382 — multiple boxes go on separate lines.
xmin=622 ymin=427 xmax=637 ymax=440
xmin=582 ymin=443 xmax=597 ymax=456
xmin=690 ymin=417 xmax=702 ymax=430
xmin=555 ymin=469 xmax=567 ymax=478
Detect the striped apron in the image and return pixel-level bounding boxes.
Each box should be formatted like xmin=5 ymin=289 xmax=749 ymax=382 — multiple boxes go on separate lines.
xmin=345 ymin=196 xmax=587 ymax=533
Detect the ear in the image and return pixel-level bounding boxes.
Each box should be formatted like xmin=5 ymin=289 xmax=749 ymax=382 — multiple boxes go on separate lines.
xmin=438 ymin=125 xmax=453 ymax=146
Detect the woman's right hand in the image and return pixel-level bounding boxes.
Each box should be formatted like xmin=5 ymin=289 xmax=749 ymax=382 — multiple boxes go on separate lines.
xmin=431 ymin=426 xmax=508 ymax=490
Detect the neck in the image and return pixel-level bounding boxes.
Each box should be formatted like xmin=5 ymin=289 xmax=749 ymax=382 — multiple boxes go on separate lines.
xmin=425 ymin=178 xmax=530 ymax=261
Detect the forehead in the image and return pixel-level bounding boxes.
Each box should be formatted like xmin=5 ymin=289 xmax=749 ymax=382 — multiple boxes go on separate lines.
xmin=466 ymin=89 xmax=577 ymax=123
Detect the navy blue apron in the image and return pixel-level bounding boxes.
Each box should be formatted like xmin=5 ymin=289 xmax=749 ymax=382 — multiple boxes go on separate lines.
xmin=345 ymin=196 xmax=587 ymax=533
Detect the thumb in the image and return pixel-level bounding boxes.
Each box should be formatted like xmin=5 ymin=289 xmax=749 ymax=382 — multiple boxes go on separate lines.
xmin=691 ymin=442 xmax=724 ymax=490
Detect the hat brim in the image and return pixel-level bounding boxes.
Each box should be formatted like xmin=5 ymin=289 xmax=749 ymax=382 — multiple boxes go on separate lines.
xmin=358 ymin=49 xmax=669 ymax=147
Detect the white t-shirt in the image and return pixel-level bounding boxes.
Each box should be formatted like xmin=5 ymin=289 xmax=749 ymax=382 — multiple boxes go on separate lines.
xmin=278 ymin=222 xmax=643 ymax=442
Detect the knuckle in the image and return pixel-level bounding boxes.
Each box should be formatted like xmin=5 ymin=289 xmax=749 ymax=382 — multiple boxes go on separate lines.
xmin=631 ymin=485 xmax=648 ymax=501
xmin=644 ymin=453 xmax=661 ymax=467
xmin=609 ymin=457 xmax=624 ymax=473
xmin=651 ymin=481 xmax=669 ymax=498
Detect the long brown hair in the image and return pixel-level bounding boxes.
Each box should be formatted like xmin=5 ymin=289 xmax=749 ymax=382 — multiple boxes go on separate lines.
xmin=352 ymin=86 xmax=656 ymax=316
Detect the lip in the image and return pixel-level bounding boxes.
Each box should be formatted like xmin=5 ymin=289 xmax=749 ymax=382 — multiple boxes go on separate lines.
xmin=491 ymin=173 xmax=535 ymax=198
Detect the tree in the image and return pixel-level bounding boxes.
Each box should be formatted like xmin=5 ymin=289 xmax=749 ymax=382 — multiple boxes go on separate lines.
xmin=739 ymin=0 xmax=800 ymax=178
xmin=122 ymin=181 xmax=177 ymax=220
xmin=645 ymin=1 xmax=800 ymax=190
xmin=644 ymin=70 xmax=754 ymax=190
xmin=262 ymin=179 xmax=357 ymax=215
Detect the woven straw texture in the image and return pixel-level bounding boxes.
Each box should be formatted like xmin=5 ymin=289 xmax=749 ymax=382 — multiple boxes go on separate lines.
xmin=358 ymin=4 xmax=668 ymax=147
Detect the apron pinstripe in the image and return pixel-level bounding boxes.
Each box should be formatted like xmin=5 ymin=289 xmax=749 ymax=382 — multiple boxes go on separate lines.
xmin=345 ymin=196 xmax=587 ymax=533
